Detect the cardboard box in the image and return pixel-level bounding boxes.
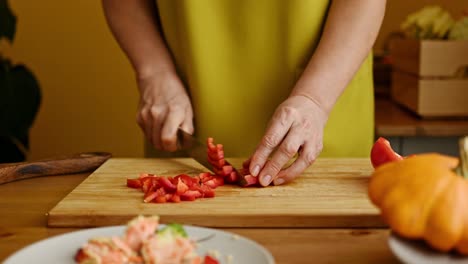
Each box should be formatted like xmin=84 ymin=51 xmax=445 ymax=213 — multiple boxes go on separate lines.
xmin=391 ymin=71 xmax=468 ymax=117
xmin=390 ymin=39 xmax=468 ymax=117
xmin=390 ymin=39 xmax=468 ymax=77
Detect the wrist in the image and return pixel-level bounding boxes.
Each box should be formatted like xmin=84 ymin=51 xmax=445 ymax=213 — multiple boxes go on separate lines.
xmin=290 ymin=65 xmax=347 ymax=116
xmin=135 ymin=62 xmax=177 ymax=82
xmin=135 ymin=67 xmax=182 ymax=96
xmin=290 ymin=92 xmax=330 ymax=120
xmin=290 ymin=83 xmax=333 ymax=116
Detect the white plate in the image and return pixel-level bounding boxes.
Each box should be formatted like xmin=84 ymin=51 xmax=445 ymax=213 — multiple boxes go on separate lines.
xmin=4 ymin=225 xmax=275 ymax=264
xmin=389 ymin=232 xmax=468 ymax=264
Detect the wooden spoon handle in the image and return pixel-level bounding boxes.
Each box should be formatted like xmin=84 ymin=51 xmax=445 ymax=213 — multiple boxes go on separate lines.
xmin=0 ymin=152 xmax=112 ymax=185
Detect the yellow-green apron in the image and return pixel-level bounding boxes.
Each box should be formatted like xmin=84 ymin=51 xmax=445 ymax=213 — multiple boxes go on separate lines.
xmin=155 ymin=0 xmax=374 ymax=158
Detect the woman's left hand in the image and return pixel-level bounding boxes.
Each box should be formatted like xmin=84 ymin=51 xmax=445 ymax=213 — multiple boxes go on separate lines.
xmin=249 ymin=95 xmax=328 ymax=186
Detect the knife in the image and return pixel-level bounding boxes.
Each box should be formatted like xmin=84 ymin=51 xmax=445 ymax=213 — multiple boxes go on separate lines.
xmin=177 ymin=129 xmax=213 ymax=172
xmin=177 ymin=128 xmax=242 ymax=176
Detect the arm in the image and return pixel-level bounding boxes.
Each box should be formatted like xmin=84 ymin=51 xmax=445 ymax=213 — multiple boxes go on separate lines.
xmin=291 ymin=0 xmax=386 ymax=113
xmin=102 ymin=0 xmax=194 ymax=151
xmin=250 ymin=0 xmax=386 ymax=186
xmin=102 ymin=0 xmax=174 ymax=78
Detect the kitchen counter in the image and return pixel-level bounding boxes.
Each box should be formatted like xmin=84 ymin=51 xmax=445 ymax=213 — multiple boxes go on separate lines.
xmin=0 ymin=168 xmax=399 ymax=264
xmin=375 ymin=97 xmax=468 ymax=137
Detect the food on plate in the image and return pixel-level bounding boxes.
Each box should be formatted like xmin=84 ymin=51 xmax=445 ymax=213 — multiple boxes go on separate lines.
xmin=75 ymin=215 xmax=219 ymax=264
xmin=368 ymin=137 xmax=468 ymax=254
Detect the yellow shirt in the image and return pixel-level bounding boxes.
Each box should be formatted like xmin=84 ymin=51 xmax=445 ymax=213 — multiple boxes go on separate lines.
xmin=156 ymin=0 xmax=374 ymax=157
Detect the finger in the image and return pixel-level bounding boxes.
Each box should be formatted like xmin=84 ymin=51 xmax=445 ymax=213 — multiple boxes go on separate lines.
xmin=257 ymin=130 xmax=302 ymax=187
xmin=180 ymin=107 xmax=194 ymax=135
xmin=161 ymin=107 xmax=185 ymax=152
xmin=137 ymin=108 xmax=153 ymax=147
xmin=273 ymin=141 xmax=322 ymax=185
xmin=150 ymin=107 xmax=165 ymax=150
xmin=249 ymin=108 xmax=294 ymax=177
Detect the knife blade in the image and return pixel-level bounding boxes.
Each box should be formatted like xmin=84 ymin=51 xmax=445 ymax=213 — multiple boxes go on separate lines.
xmin=177 ymin=129 xmax=213 ymax=172
xmin=177 ymin=128 xmax=242 ymax=176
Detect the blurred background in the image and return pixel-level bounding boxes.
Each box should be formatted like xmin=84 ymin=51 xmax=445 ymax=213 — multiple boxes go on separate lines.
xmin=1 ymin=0 xmax=467 ymax=162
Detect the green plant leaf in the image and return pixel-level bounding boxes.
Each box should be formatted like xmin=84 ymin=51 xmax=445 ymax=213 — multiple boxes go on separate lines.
xmin=0 ymin=0 xmax=16 ymax=42
xmin=0 ymin=59 xmax=41 ymax=149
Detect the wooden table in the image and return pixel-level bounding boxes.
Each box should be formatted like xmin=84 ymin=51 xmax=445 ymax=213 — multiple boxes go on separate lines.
xmin=0 ymin=172 xmax=399 ymax=264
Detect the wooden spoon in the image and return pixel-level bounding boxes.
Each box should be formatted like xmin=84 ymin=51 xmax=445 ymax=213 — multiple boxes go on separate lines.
xmin=0 ymin=152 xmax=111 ymax=185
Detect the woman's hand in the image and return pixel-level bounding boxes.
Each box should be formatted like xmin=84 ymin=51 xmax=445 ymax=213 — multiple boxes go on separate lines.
xmin=247 ymin=0 xmax=386 ymax=187
xmin=102 ymin=0 xmax=193 ymax=152
xmin=249 ymin=95 xmax=328 ymax=186
xmin=136 ymin=71 xmax=194 ymax=152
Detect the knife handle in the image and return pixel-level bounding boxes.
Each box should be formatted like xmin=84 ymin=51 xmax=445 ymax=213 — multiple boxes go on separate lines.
xmin=0 ymin=152 xmax=112 ymax=185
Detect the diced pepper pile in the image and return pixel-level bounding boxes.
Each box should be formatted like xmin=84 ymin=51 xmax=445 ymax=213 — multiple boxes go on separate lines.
xmin=206 ymin=137 xmax=259 ymax=187
xmin=127 ymin=137 xmax=260 ymax=203
xmin=206 ymin=137 xmax=237 ymax=182
xmin=127 ymin=173 xmax=224 ymax=203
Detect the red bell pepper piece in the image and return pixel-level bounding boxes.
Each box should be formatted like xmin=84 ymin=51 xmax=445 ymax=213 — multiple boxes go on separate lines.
xmin=158 ymin=177 xmax=177 ymax=192
xmin=143 ymin=191 xmax=158 ymax=203
xmin=181 ymin=190 xmax=202 ymax=201
xmin=370 ymin=137 xmax=403 ymax=168
xmin=204 ymin=255 xmax=219 ymax=264
xmin=176 ymin=178 xmax=189 ymax=195
xmin=212 ymin=176 xmax=224 ymax=186
xmin=126 ymin=178 xmax=142 ymax=189
xmin=170 ymin=194 xmax=181 ymax=203
xmin=208 ymin=156 xmax=225 ymax=168
xmin=241 ymin=174 xmax=259 ymax=187
xmin=208 ymin=151 xmax=225 ymax=161
xmin=154 ymin=195 xmax=167 ymax=203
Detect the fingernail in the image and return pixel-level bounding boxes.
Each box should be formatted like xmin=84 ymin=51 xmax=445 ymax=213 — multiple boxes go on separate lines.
xmin=274 ymin=178 xmax=285 ymax=185
xmin=251 ymin=165 xmax=260 ymax=176
xmin=261 ymin=175 xmax=272 ymax=186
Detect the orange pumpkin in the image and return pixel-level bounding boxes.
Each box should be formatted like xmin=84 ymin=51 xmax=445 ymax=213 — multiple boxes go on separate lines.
xmin=369 ymin=153 xmax=468 ymax=254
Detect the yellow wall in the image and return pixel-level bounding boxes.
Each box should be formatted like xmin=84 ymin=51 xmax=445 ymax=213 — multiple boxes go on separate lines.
xmin=4 ymin=1 xmax=143 ymax=159
xmin=3 ymin=1 xmax=466 ymax=160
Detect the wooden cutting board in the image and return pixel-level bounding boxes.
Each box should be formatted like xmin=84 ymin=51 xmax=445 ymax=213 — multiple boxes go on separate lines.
xmin=47 ymin=158 xmax=383 ymax=228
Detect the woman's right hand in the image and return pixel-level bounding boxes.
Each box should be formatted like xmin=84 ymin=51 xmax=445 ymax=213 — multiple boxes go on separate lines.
xmin=136 ymin=70 xmax=194 ymax=152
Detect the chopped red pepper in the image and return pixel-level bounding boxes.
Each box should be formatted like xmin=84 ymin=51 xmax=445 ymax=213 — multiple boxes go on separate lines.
xmin=128 ymin=173 xmax=219 ymax=203
xmin=158 ymin=177 xmax=177 ymax=192
xmin=176 ymin=178 xmax=189 ymax=195
xmin=205 ymin=137 xmax=261 ymax=187
xmin=181 ymin=190 xmax=202 ymax=201
xmin=200 ymin=185 xmax=215 ymax=198
xmin=170 ymin=194 xmax=181 ymax=203
xmin=154 ymin=195 xmax=167 ymax=203
xmin=204 ymin=255 xmax=220 ymax=264
xmin=127 ymin=137 xmax=264 ymax=204
xmin=126 ymin=178 xmax=142 ymax=189
xmin=240 ymin=174 xmax=259 ymax=187
xmin=143 ymin=191 xmax=158 ymax=203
